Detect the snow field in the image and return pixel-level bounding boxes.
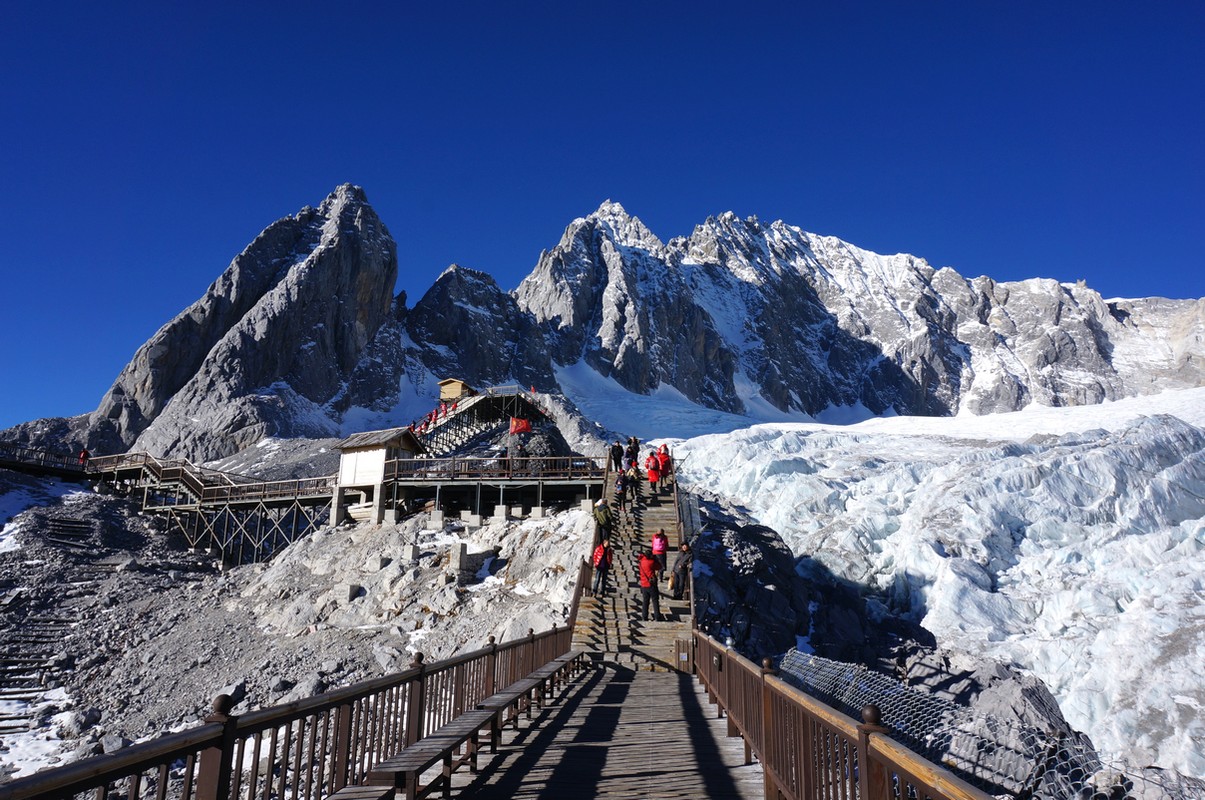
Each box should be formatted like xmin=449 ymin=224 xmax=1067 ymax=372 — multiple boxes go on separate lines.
xmin=666 ymin=387 xmax=1205 ymax=778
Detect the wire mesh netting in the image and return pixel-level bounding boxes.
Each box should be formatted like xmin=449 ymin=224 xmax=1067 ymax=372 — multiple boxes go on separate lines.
xmin=777 ymin=649 xmax=1205 ymax=800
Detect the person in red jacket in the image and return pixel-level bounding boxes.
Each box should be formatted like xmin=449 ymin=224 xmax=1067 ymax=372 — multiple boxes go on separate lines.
xmin=591 ymin=538 xmax=614 ymax=596
xmin=644 ymin=451 xmax=661 ymax=496
xmin=638 ymin=550 xmax=662 ymax=621
xmin=656 ymin=445 xmax=672 ymax=492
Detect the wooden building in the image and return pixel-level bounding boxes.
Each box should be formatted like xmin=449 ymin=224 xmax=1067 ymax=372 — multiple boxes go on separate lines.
xmin=334 ymin=427 xmax=424 ymax=523
xmin=438 ymin=378 xmax=476 ymax=402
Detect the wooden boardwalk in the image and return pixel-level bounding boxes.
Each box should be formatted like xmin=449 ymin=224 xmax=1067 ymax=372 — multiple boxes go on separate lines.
xmin=447 ymin=467 xmax=764 ymax=798
xmin=447 ymin=664 xmax=765 ymax=799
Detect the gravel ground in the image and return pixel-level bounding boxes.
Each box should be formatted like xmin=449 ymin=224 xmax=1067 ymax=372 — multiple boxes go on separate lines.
xmin=0 ymin=471 xmax=589 ymax=780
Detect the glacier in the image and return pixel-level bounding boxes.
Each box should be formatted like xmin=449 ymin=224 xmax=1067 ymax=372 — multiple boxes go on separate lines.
xmin=655 ymin=387 xmax=1205 ymax=777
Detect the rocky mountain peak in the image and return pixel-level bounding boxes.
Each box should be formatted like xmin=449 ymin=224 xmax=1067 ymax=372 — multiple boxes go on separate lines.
xmin=90 ymin=185 xmax=398 ymax=461
xmin=573 ymin=200 xmax=663 ymax=252
xmin=318 ymin=182 xmax=369 ymax=211
xmin=11 ymin=190 xmax=1201 ymax=467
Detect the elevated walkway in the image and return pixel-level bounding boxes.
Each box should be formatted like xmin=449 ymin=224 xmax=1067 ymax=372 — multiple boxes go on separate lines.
xmin=444 ymin=665 xmax=763 ymax=798
xmin=0 ymin=442 xmax=87 ymax=480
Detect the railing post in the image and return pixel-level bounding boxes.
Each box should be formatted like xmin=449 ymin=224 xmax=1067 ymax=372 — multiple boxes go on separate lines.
xmin=485 ymin=635 xmax=497 ymax=697
xmin=527 ymin=628 xmax=536 ymax=676
xmin=760 ymin=658 xmax=776 ymax=798
xmin=331 ymin=699 xmax=354 ymax=791
xmin=453 ymin=661 xmax=466 ymax=717
xmin=857 ymin=704 xmax=890 ymax=800
xmin=405 ymin=653 xmax=426 ymax=746
xmin=721 ymin=641 xmax=732 ymax=720
xmin=196 ymin=694 xmax=237 ymax=800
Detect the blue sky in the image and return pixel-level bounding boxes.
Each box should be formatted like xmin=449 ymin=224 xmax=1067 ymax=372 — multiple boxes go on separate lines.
xmin=2 ymin=2 xmax=1202 ymax=430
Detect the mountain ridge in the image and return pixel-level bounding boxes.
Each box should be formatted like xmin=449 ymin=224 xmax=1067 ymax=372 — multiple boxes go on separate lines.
xmin=3 ymin=186 xmax=1202 ymax=462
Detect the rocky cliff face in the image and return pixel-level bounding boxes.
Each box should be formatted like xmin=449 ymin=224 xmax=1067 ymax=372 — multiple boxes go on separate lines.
xmin=515 ymin=202 xmax=1205 ymax=419
xmin=405 ymin=266 xmax=554 ymax=391
xmin=91 ymin=184 xmax=397 ymax=461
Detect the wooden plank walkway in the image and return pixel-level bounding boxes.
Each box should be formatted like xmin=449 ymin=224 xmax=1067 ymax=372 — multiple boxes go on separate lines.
xmin=573 ymin=467 xmax=691 ymax=668
xmin=447 ymin=664 xmax=765 ymax=799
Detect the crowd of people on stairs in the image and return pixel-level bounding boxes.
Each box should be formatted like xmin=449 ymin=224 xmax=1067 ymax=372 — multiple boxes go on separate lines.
xmin=590 ymin=436 xmax=689 ymax=622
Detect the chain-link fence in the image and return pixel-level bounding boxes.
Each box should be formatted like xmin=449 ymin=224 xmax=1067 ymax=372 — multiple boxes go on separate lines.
xmin=778 ymin=650 xmax=1205 ymax=800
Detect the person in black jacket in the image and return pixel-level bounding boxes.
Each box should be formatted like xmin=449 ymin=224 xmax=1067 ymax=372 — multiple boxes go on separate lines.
xmin=610 ymin=440 xmax=624 ymax=472
xmin=670 ymin=542 xmax=692 ymax=600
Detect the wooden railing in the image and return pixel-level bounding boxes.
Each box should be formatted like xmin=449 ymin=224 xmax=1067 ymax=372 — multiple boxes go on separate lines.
xmin=0 ymin=626 xmax=575 ymax=800
xmin=385 ymin=455 xmax=604 ymax=481
xmin=692 ymin=632 xmax=994 ymax=800
xmin=0 ymin=442 xmax=85 ymax=473
xmin=89 ymin=453 xmax=260 ymax=490
xmin=198 ymin=475 xmax=337 ymax=504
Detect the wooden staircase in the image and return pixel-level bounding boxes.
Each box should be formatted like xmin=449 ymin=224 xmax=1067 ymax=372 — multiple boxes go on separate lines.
xmin=572 ymin=472 xmax=692 ymax=671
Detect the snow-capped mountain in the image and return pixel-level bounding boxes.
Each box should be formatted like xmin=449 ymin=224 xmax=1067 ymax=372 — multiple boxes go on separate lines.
xmin=9 ymin=187 xmax=1199 ymax=463
xmin=87 ymin=184 xmax=398 ymax=460
xmin=517 ymin=202 xmax=1205 ymax=422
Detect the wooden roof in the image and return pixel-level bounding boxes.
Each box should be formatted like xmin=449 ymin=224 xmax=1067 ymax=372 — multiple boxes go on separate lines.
xmin=334 ymin=427 xmax=424 ymax=452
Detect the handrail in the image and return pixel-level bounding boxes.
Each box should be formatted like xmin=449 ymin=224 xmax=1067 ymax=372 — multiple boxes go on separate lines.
xmin=0 ymin=724 xmax=225 ymax=800
xmin=88 ymin=453 xmax=258 ymax=489
xmin=0 ymin=442 xmax=85 ymax=473
xmin=692 ymin=632 xmax=994 ymax=800
xmin=385 ymin=455 xmax=604 ymax=481
xmin=0 ymin=625 xmax=576 ymax=800
xmin=199 ymin=475 xmax=336 ymax=504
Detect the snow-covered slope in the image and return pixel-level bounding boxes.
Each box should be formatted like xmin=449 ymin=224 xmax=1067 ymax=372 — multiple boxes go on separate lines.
xmin=667 ymin=387 xmax=1205 ymax=777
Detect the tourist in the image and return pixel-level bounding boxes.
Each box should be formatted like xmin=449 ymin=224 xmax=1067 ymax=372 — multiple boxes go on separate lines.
xmin=615 ymin=471 xmax=629 ymax=515
xmin=625 ymin=462 xmax=641 ymax=504
xmin=592 ymin=538 xmax=613 ymax=596
xmin=593 ymin=498 xmax=613 ymax=536
xmin=645 ymin=450 xmax=661 ymax=496
xmin=656 ymin=445 xmax=672 ymax=491
xmin=651 ymin=529 xmax=669 ymax=578
xmin=638 ymin=550 xmax=662 ymax=621
xmin=670 ymin=542 xmax=692 ymax=600
xmin=610 ymin=440 xmax=624 ymax=472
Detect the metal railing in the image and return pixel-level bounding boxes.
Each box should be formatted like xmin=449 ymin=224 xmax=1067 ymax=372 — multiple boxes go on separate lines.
xmin=0 ymin=626 xmax=575 ymax=800
xmin=693 ymin=632 xmax=994 ymax=800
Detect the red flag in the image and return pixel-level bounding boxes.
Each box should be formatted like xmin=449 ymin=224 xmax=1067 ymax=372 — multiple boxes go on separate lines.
xmin=509 ymin=417 xmax=532 ymax=434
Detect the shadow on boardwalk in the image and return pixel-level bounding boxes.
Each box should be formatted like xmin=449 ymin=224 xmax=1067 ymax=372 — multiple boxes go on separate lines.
xmin=452 ymin=665 xmax=763 ymax=799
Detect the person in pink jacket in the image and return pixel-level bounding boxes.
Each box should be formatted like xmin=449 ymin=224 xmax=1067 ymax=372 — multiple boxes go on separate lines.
xmin=651 ymin=529 xmax=669 ymax=579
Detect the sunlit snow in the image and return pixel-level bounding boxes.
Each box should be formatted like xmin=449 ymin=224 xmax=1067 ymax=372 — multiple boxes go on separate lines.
xmin=661 ymin=386 xmax=1205 ymax=777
